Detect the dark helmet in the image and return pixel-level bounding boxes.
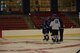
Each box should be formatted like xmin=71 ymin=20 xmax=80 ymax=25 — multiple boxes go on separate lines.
xmin=52 ymin=14 xmax=57 ymax=17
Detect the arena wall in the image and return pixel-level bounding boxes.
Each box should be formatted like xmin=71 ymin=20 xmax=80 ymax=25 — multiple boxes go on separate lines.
xmin=0 ymin=30 xmax=2 ymax=38
xmin=2 ymin=28 xmax=80 ymax=38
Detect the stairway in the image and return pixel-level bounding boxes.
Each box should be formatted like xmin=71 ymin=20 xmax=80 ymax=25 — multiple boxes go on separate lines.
xmin=24 ymin=16 xmax=35 ymax=29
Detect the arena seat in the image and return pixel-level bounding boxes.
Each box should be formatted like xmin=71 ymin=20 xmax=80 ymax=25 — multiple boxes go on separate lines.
xmin=30 ymin=15 xmax=43 ymax=29
xmin=57 ymin=13 xmax=77 ymax=28
xmin=30 ymin=12 xmax=77 ymax=29
xmin=0 ymin=16 xmax=28 ymax=30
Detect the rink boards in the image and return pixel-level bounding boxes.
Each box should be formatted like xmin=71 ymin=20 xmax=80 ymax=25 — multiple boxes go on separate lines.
xmin=1 ymin=28 xmax=80 ymax=38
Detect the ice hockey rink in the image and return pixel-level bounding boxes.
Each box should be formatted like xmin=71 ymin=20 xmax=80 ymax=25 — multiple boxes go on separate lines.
xmin=0 ymin=36 xmax=80 ymax=53
xmin=0 ymin=29 xmax=80 ymax=53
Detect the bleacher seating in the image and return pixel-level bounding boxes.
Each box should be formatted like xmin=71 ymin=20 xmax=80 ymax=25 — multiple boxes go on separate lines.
xmin=0 ymin=15 xmax=28 ymax=30
xmin=57 ymin=13 xmax=77 ymax=28
xmin=30 ymin=12 xmax=52 ymax=29
xmin=30 ymin=12 xmax=77 ymax=28
xmin=30 ymin=15 xmax=43 ymax=29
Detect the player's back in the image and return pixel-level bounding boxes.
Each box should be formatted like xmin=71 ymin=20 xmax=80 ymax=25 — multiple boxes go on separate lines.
xmin=50 ymin=19 xmax=60 ymax=30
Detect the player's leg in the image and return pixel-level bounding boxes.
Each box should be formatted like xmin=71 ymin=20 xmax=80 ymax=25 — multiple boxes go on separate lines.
xmin=51 ymin=30 xmax=55 ymax=43
xmin=55 ymin=30 xmax=60 ymax=44
xmin=55 ymin=35 xmax=59 ymax=42
xmin=60 ymin=29 xmax=64 ymax=42
xmin=42 ymin=29 xmax=46 ymax=40
xmin=43 ymin=35 xmax=46 ymax=40
xmin=51 ymin=35 xmax=55 ymax=43
xmin=45 ymin=28 xmax=49 ymax=41
xmin=43 ymin=29 xmax=49 ymax=41
xmin=45 ymin=33 xmax=49 ymax=41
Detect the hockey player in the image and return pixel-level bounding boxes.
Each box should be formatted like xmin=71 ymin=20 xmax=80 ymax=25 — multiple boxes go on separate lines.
xmin=42 ymin=18 xmax=50 ymax=41
xmin=59 ymin=18 xmax=64 ymax=42
xmin=50 ymin=16 xmax=60 ymax=43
